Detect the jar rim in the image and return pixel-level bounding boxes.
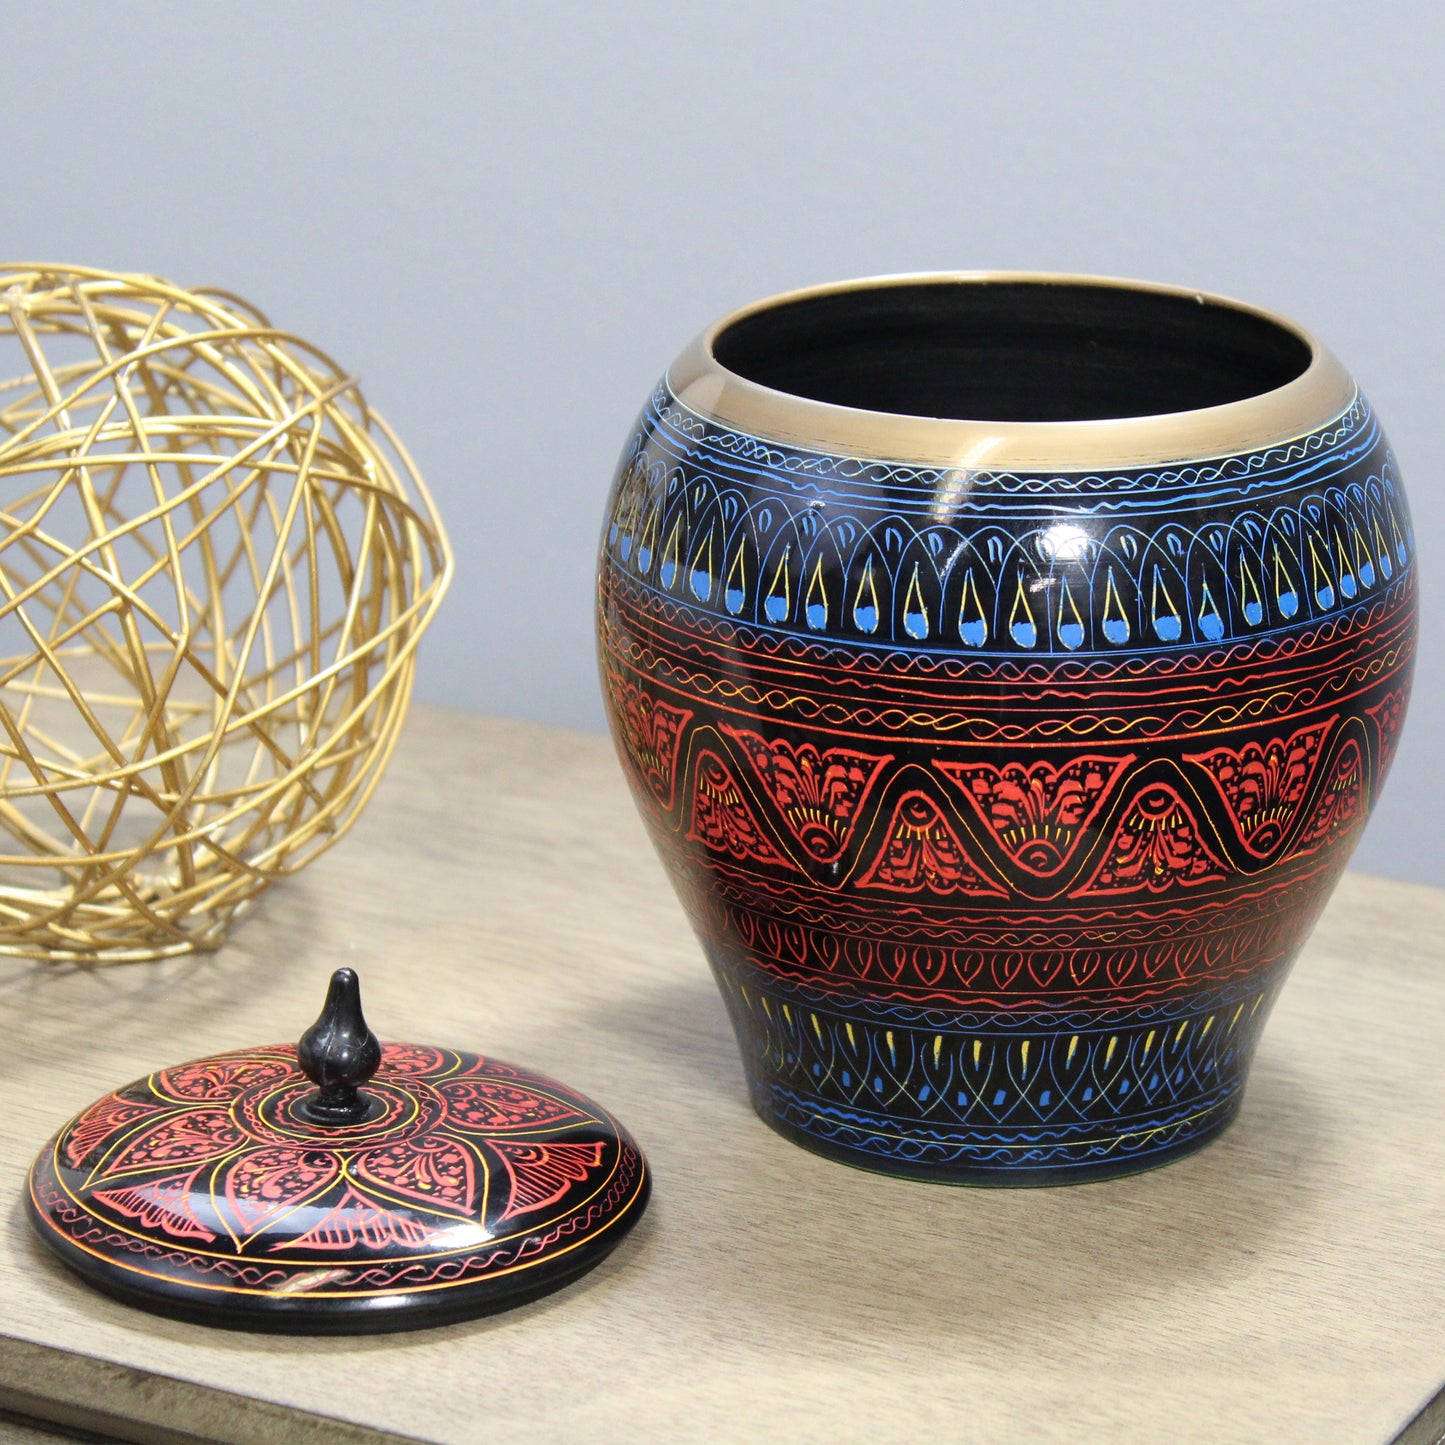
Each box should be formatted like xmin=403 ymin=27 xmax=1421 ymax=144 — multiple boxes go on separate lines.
xmin=667 ymin=272 xmax=1356 ymax=472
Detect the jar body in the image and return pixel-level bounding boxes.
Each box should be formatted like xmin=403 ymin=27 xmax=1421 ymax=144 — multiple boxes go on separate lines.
xmin=597 ymin=299 xmax=1416 ymax=1185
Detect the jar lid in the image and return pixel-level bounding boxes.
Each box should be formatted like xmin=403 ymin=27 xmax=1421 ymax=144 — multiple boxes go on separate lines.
xmin=27 ymin=970 xmax=650 ymax=1333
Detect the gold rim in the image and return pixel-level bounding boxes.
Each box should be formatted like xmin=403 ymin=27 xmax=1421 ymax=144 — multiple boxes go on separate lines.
xmin=666 ymin=271 xmax=1356 ymax=471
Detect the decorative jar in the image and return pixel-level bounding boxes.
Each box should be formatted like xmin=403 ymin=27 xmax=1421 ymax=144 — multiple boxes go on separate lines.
xmin=597 ymin=274 xmax=1415 ymax=1183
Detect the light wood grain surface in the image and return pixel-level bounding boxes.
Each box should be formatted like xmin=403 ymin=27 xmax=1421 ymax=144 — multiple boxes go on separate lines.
xmin=2 ymin=706 xmax=1444 ymax=1445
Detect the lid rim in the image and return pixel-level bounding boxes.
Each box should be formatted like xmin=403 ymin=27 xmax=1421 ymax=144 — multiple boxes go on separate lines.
xmin=27 ymin=1159 xmax=650 ymax=1334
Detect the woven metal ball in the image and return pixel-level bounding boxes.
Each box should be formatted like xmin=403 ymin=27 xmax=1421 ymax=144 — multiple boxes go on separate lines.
xmin=0 ymin=264 xmax=452 ymax=961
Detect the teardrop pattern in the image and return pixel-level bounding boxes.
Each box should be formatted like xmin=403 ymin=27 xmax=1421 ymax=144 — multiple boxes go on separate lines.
xmin=688 ymin=527 xmax=714 ymax=603
xmin=764 ymin=545 xmax=791 ymax=625
xmin=602 ymin=387 xmax=1411 ymax=658
xmin=1102 ymin=567 xmax=1130 ymax=645
xmin=1238 ymin=555 xmax=1264 ymax=627
xmin=1273 ymin=545 xmax=1299 ymax=620
xmin=635 ymin=501 xmax=660 ymax=575
xmin=903 ymin=564 xmax=930 ymax=641
xmin=805 ymin=556 xmax=829 ymax=631
xmin=852 ymin=556 xmax=880 ymax=634
xmin=957 ymin=567 xmax=987 ymax=647
xmin=1151 ymin=566 xmax=1181 ymax=643
xmin=1056 ymin=580 xmax=1084 ymax=650
xmin=724 ymin=540 xmax=747 ymax=616
xmin=659 ymin=516 xmax=681 ymax=591
xmin=1008 ymin=577 xmax=1036 ymax=648
xmin=1196 ymin=580 xmax=1224 ymax=643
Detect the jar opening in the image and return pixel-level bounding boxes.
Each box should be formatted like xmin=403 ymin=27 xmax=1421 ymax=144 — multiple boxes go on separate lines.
xmin=710 ymin=280 xmax=1314 ymax=424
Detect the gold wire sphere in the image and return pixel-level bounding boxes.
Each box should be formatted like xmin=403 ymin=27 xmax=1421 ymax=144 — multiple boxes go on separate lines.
xmin=0 ymin=264 xmax=452 ymax=961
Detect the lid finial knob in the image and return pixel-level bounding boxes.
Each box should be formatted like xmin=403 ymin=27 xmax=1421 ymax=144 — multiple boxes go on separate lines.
xmin=296 ymin=968 xmax=382 ymax=1126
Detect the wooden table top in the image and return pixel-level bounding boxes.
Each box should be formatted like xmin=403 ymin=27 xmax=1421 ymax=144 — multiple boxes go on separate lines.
xmin=2 ymin=706 xmax=1443 ymax=1445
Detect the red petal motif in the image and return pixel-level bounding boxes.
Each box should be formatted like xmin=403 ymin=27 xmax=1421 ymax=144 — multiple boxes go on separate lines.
xmin=1291 ymin=738 xmax=1365 ymax=858
xmin=687 ymin=751 xmax=792 ymax=867
xmin=353 ymin=1137 xmax=480 ymax=1216
xmin=856 ymin=792 xmax=1004 ymax=897
xmin=378 ymin=1044 xmax=450 ymax=1076
xmin=608 ymin=674 xmax=693 ymax=809
xmin=1185 ymin=720 xmax=1334 ymax=856
xmin=489 ymin=1140 xmax=605 ymax=1223
xmin=92 ymin=1165 xmax=217 ymax=1242
xmin=155 ymin=1056 xmax=293 ymax=1103
xmin=437 ymin=1079 xmax=591 ymax=1132
xmin=62 ymin=1093 xmax=165 ymax=1170
xmin=220 ymin=1146 xmax=340 ymax=1238
xmin=99 ymin=1109 xmax=246 ymax=1178
xmin=723 ymin=727 xmax=892 ymax=864
xmin=1071 ymin=785 xmax=1227 ymax=897
xmin=1366 ymin=688 xmax=1408 ymax=787
xmin=279 ymin=1186 xmax=437 ymax=1253
xmin=936 ymin=753 xmax=1135 ymax=876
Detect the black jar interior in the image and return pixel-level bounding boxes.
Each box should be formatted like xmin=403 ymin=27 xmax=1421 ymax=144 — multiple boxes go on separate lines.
xmin=711 ymin=281 xmax=1313 ymax=423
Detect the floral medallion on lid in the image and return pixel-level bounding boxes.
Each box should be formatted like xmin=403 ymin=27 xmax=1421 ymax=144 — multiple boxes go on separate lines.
xmin=29 ymin=973 xmax=650 ymax=1331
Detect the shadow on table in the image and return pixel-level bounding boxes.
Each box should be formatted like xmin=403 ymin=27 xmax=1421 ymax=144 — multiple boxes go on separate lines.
xmin=577 ymin=972 xmax=1332 ymax=1346
xmin=581 ymin=969 xmax=744 ymax=1092
xmin=711 ymin=1054 xmax=1325 ymax=1345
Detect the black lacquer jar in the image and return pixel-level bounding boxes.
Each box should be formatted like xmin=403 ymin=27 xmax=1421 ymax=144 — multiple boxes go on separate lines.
xmin=597 ymin=271 xmax=1416 ymax=1184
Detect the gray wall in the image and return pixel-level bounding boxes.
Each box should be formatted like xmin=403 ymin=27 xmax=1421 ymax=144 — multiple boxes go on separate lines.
xmin=2 ymin=1 xmax=1439 ymax=884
